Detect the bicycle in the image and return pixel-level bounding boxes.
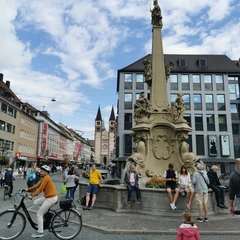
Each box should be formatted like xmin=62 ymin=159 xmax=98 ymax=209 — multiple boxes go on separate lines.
xmin=0 ymin=190 xmax=82 ymax=240
xmin=3 ymin=184 xmax=11 ymax=201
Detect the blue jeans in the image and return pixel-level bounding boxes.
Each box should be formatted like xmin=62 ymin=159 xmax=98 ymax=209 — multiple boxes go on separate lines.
xmin=127 ymin=184 xmax=140 ymax=202
xmin=66 ymin=187 xmax=74 ymax=199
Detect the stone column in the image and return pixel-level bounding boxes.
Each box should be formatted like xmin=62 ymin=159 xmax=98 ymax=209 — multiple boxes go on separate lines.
xmin=150 ymin=26 xmax=169 ymax=111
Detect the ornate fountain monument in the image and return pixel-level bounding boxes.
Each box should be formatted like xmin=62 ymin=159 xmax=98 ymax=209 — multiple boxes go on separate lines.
xmin=126 ymin=0 xmax=199 ymax=179
xmin=79 ymin=1 xmax=220 ymax=216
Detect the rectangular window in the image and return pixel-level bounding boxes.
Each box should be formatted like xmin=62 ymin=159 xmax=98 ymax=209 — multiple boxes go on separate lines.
xmin=196 ymin=135 xmax=205 ymax=155
xmin=195 ymin=114 xmax=203 ymax=131
xmin=1 ymin=102 xmax=7 ymax=113
xmin=170 ymin=75 xmax=178 ymax=90
xmin=12 ymin=125 xmax=15 ymax=134
xmin=204 ymin=75 xmax=212 ymax=90
xmin=179 ymin=58 xmax=187 ymax=67
xmin=124 ymin=134 xmax=132 ymax=155
xmin=232 ymin=123 xmax=239 ymax=135
xmin=217 ymin=94 xmax=226 ymax=111
xmin=6 ymin=123 xmax=12 ymax=133
xmin=124 ymin=113 xmax=132 ymax=130
xmin=229 ymin=84 xmax=240 ymax=100
xmin=205 ymin=94 xmax=214 ymax=110
xmin=206 ymin=114 xmax=215 ymax=131
xmin=124 ymin=73 xmax=132 ymax=90
xmin=14 ymin=110 xmax=17 ymax=118
xmin=8 ymin=107 xmax=13 ymax=116
xmin=219 ymin=115 xmax=227 ymax=131
xmin=194 ymin=94 xmax=202 ymax=110
xmin=170 ymin=94 xmax=177 ymax=105
xmin=0 ymin=120 xmax=5 ymax=131
xmin=136 ymin=74 xmax=144 ymax=90
xmin=181 ymin=75 xmax=190 ymax=90
xmin=199 ymin=59 xmax=207 ymax=68
xmin=183 ymin=94 xmax=190 ymax=110
xmin=216 ymin=75 xmax=224 ymax=91
xmin=124 ymin=93 xmax=132 ymax=109
xmin=193 ymin=75 xmax=201 ymax=90
xmin=136 ymin=93 xmax=141 ymax=100
xmin=184 ymin=114 xmax=191 ymax=127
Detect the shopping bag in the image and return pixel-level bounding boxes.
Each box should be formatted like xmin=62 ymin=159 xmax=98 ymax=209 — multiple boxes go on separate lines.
xmin=59 ymin=183 xmax=67 ymax=194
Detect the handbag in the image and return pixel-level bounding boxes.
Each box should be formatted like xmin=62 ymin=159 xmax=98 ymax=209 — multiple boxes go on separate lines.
xmin=233 ymin=170 xmax=240 ymax=215
xmin=59 ymin=183 xmax=67 ymax=194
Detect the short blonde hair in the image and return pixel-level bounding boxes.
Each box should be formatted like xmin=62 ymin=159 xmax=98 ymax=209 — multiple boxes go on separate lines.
xmin=212 ymin=165 xmax=218 ymax=170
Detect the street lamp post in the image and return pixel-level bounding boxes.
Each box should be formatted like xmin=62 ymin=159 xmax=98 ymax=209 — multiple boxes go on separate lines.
xmin=0 ymin=142 xmax=10 ymax=172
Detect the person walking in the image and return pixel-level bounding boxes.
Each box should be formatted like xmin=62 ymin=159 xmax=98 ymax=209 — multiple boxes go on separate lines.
xmin=73 ymin=166 xmax=80 ymax=199
xmin=124 ymin=164 xmax=141 ymax=207
xmin=229 ymin=158 xmax=240 ymax=216
xmin=83 ymin=164 xmax=103 ymax=210
xmin=178 ymin=166 xmax=194 ymax=211
xmin=207 ymin=165 xmax=227 ymax=209
xmin=27 ymin=169 xmax=36 ymax=188
xmin=25 ymin=165 xmax=58 ymax=238
xmin=4 ymin=168 xmax=16 ymax=196
xmin=176 ymin=211 xmax=200 ymax=240
xmin=192 ymin=163 xmax=210 ymax=223
xmin=164 ymin=163 xmax=179 ymax=210
xmin=64 ymin=169 xmax=79 ymax=199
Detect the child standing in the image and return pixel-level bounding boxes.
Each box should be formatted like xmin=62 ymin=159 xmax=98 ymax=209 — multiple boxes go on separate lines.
xmin=176 ymin=211 xmax=200 ymax=240
xmin=64 ymin=169 xmax=79 ymax=199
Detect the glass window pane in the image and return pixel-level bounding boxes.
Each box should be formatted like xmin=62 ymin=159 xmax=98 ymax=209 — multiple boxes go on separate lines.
xmin=193 ymin=75 xmax=200 ymax=83
xmin=183 ymin=94 xmax=190 ymax=103
xmin=194 ymin=95 xmax=201 ymax=103
xmin=205 ymin=95 xmax=213 ymax=103
xmin=182 ymin=75 xmax=189 ymax=83
xmin=170 ymin=75 xmax=177 ymax=83
xmin=136 ymin=93 xmax=141 ymax=100
xmin=136 ymin=74 xmax=144 ymax=82
xmin=230 ymin=104 xmax=238 ymax=113
xmin=170 ymin=94 xmax=177 ymax=103
xmin=124 ymin=74 xmax=132 ymax=82
xmin=216 ymin=75 xmax=223 ymax=83
xmin=204 ymin=75 xmax=212 ymax=83
xmin=124 ymin=94 xmax=132 ymax=102
xmin=196 ymin=135 xmax=205 ymax=155
xmin=217 ymin=95 xmax=225 ymax=103
xmin=229 ymin=84 xmax=236 ymax=93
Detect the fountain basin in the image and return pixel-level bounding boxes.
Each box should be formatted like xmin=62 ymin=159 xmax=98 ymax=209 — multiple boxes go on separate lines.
xmin=79 ymin=181 xmax=226 ymax=216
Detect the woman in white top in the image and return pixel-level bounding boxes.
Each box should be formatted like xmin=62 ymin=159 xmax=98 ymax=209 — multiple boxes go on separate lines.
xmin=64 ymin=169 xmax=79 ymax=199
xmin=178 ymin=166 xmax=194 ymax=210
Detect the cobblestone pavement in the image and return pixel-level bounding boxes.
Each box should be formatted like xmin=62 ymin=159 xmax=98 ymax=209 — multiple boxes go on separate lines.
xmin=0 ymin=173 xmax=239 ymax=240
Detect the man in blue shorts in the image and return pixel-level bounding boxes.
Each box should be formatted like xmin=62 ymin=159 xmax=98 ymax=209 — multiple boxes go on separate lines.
xmin=83 ymin=164 xmax=103 ymax=210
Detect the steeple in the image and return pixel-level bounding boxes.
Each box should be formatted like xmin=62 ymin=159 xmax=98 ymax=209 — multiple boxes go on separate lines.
xmin=109 ymin=106 xmax=115 ymax=121
xmin=95 ymin=105 xmax=102 ymax=121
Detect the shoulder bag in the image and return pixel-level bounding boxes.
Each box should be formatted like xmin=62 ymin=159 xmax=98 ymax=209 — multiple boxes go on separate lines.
xmin=198 ymin=172 xmax=212 ymax=192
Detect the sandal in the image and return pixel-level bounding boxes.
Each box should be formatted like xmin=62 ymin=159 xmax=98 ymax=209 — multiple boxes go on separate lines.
xmin=83 ymin=206 xmax=88 ymax=210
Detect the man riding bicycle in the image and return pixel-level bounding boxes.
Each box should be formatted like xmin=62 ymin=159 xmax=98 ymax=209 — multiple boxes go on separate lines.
xmin=25 ymin=165 xmax=58 ymax=238
xmin=4 ymin=168 xmax=16 ymax=196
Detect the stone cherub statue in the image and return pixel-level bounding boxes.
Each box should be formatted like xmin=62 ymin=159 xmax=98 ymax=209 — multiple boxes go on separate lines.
xmin=150 ymin=0 xmax=163 ymax=27
xmin=171 ymin=93 xmax=186 ymax=122
xmin=165 ymin=61 xmax=174 ymax=81
xmin=143 ymin=58 xmax=152 ymax=87
xmin=134 ymin=92 xmax=151 ymax=123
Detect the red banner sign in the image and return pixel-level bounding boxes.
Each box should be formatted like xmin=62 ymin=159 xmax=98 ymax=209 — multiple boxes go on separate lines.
xmin=41 ymin=123 xmax=48 ymax=151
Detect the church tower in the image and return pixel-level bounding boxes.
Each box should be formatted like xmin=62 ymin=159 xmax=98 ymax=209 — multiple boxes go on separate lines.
xmin=94 ymin=106 xmax=103 ymax=164
xmin=108 ymin=106 xmax=116 ymax=162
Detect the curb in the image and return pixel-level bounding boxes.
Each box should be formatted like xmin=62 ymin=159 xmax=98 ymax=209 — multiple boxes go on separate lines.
xmin=27 ymin=207 xmax=240 ymax=235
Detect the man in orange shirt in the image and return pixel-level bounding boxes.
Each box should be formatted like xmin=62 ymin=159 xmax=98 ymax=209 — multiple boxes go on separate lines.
xmin=83 ymin=164 xmax=103 ymax=210
xmin=25 ymin=165 xmax=58 ymax=238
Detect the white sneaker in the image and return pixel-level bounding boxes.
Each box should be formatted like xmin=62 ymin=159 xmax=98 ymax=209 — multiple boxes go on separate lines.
xmin=173 ymin=203 xmax=177 ymax=209
xmin=31 ymin=232 xmax=44 ymax=238
xmin=170 ymin=203 xmax=175 ymax=210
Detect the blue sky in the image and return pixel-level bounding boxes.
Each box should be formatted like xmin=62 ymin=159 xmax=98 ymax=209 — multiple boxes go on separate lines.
xmin=1 ymin=0 xmax=240 ymax=140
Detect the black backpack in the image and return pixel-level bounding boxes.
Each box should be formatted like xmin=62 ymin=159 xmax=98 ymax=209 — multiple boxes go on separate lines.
xmin=80 ymin=194 xmax=92 ymax=207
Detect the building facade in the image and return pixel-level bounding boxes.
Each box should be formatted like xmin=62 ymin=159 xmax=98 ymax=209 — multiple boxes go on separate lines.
xmin=116 ymin=54 xmax=240 ymax=172
xmin=94 ymin=106 xmax=116 ymax=165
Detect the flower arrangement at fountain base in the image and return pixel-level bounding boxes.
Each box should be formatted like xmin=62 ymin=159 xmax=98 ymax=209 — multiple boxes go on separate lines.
xmin=145 ymin=176 xmax=166 ymax=188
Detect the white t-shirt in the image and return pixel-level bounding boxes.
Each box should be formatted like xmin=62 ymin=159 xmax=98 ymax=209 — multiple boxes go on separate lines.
xmin=130 ymin=173 xmax=135 ymax=183
xmin=178 ymin=173 xmax=191 ymax=186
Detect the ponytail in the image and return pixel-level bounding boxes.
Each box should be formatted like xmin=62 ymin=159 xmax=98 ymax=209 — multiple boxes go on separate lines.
xmin=182 ymin=211 xmax=195 ymax=226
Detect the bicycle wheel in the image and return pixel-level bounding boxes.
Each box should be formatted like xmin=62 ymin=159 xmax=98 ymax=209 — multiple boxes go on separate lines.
xmin=0 ymin=210 xmax=26 ymax=240
xmin=51 ymin=209 xmax=82 ymax=240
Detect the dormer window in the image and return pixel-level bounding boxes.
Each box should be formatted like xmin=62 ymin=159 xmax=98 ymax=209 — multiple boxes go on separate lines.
xmin=198 ymin=58 xmax=207 ymax=68
xmin=178 ymin=58 xmax=187 ymax=68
